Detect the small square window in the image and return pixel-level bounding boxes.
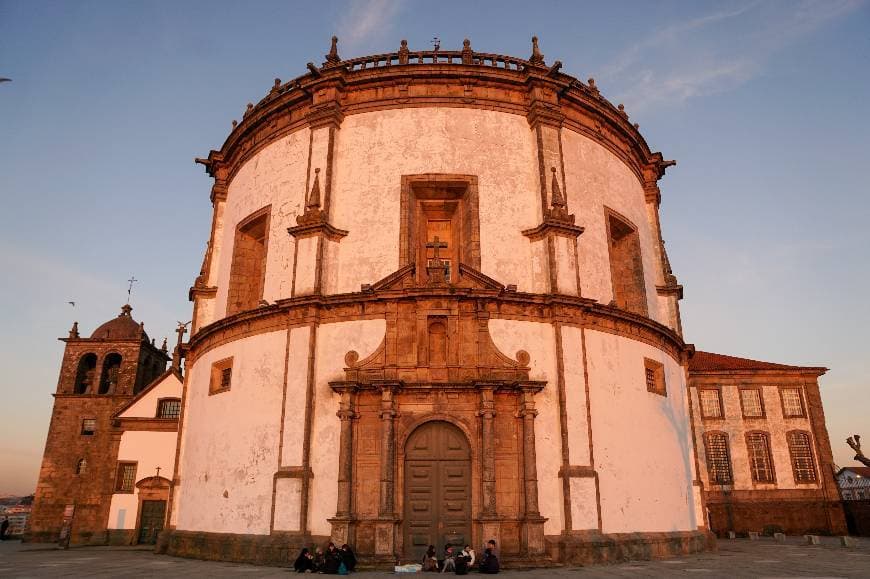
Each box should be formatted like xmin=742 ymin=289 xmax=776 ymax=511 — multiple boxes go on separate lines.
xmin=210 ymin=357 xmax=233 ymax=395
xmin=644 ymin=358 xmax=666 ymax=396
xmin=699 ymin=389 xmax=723 ymax=419
xmin=81 ymin=418 xmax=96 ymax=436
xmin=157 ymin=399 xmax=181 ymax=419
xmin=116 ymin=462 xmax=137 ymax=492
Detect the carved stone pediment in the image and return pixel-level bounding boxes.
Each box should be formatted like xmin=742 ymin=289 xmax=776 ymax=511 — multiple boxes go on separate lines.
xmin=363 ymin=263 xmax=505 ymax=294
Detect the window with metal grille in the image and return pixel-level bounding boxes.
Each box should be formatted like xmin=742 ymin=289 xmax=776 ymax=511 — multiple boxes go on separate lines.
xmin=704 ymin=432 xmax=733 ymax=484
xmin=646 ymin=368 xmax=656 ymax=390
xmin=643 ymin=358 xmax=666 ymax=396
xmin=209 ymin=358 xmax=233 ymax=395
xmin=781 ymin=388 xmax=805 ymax=417
xmin=699 ymin=389 xmax=723 ymax=418
xmin=116 ymin=462 xmax=136 ymax=492
xmin=75 ymin=458 xmax=87 ymax=475
xmin=740 ymin=388 xmax=764 ymax=418
xmin=787 ymin=431 xmax=817 ymax=483
xmin=81 ymin=418 xmax=96 ymax=435
xmin=157 ymin=399 xmax=181 ymax=419
xmin=746 ymin=432 xmax=775 ymax=483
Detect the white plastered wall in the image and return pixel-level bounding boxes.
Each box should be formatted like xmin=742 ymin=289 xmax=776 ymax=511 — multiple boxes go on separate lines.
xmin=584 ymin=329 xmax=697 ymax=533
xmin=107 ymin=431 xmax=179 ymax=530
xmin=118 ymin=373 xmax=182 ymax=419
xmin=329 ymin=108 xmax=540 ymax=294
xmin=174 ymin=331 xmax=287 ymax=534
xmin=213 ymin=129 xmax=310 ymax=316
xmin=488 ymin=318 xmax=561 ymax=535
xmin=307 ymin=319 xmax=385 ymax=536
xmin=561 ymin=130 xmax=666 ymax=325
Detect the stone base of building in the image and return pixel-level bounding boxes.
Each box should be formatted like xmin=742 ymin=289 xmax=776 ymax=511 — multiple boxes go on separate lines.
xmin=106 ymin=529 xmax=137 ymax=546
xmin=548 ymin=530 xmax=715 ymax=566
xmin=707 ymin=500 xmax=847 ymax=537
xmin=163 ymin=528 xmax=713 ymax=568
xmin=163 ymin=529 xmax=329 ymax=566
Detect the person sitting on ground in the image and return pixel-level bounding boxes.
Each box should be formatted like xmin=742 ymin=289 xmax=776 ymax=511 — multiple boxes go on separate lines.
xmin=461 ymin=545 xmax=475 ymax=568
xmin=479 ymin=548 xmax=500 ymax=574
xmin=453 ymin=547 xmax=469 ymax=575
xmin=422 ymin=544 xmax=439 ymax=571
xmin=324 ymin=542 xmax=342 ymax=574
xmin=441 ymin=545 xmax=456 ymax=573
xmin=313 ymin=547 xmax=325 ymax=572
xmin=340 ymin=544 xmax=357 ymax=572
xmin=294 ymin=547 xmax=315 ymax=573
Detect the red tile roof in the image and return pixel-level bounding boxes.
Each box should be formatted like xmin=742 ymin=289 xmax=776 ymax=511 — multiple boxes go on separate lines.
xmin=688 ymin=351 xmax=826 ymax=373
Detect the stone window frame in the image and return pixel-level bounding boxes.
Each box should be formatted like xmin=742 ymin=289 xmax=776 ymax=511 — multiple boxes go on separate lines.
xmin=786 ymin=429 xmax=818 ymax=484
xmin=603 ymin=206 xmax=649 ymax=316
xmin=209 ymin=357 xmax=233 ymax=396
xmin=738 ymin=386 xmax=766 ymax=419
xmin=644 ymin=357 xmax=666 ymax=396
xmin=115 ymin=461 xmax=138 ymax=493
xmin=399 ymin=174 xmax=481 ymax=283
xmin=779 ymin=385 xmax=806 ymax=418
xmin=698 ymin=387 xmax=724 ymax=420
xmin=703 ymin=431 xmax=733 ymax=485
xmin=156 ymin=398 xmax=181 ymax=419
xmin=226 ymin=205 xmax=272 ymax=317
xmin=80 ymin=418 xmax=96 ymax=436
xmin=745 ymin=430 xmax=776 ymax=484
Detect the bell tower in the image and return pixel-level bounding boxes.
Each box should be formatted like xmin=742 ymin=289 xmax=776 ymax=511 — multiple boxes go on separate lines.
xmin=27 ymin=305 xmax=169 ymax=544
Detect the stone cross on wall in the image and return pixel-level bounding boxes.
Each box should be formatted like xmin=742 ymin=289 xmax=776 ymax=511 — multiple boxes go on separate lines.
xmin=426 ymin=236 xmax=447 ymax=262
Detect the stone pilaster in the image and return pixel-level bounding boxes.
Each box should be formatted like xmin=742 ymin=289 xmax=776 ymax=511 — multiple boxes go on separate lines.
xmin=375 ymin=382 xmax=400 ymax=558
xmin=477 ymin=384 xmax=500 ymax=543
xmin=518 ymin=384 xmax=547 ymax=555
xmin=329 ymin=382 xmax=357 ymax=546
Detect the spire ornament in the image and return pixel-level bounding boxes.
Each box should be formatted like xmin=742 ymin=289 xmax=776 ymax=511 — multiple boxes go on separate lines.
xmin=325 ymin=36 xmax=340 ymax=65
xmin=461 ymin=38 xmax=473 ymax=64
xmin=529 ymin=36 xmax=545 ymax=66
xmin=398 ymin=39 xmax=410 ymax=65
xmin=306 ymin=168 xmax=322 ymax=211
xmin=69 ymin=321 xmax=79 ymax=339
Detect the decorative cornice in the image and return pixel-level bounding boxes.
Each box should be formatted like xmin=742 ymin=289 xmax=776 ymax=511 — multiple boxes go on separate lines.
xmin=522 ymin=220 xmax=585 ymax=241
xmin=286 ymin=221 xmax=349 ymax=241
xmin=656 ymin=284 xmax=684 ymax=300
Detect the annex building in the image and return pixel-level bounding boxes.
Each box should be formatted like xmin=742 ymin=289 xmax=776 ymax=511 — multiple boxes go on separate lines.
xmin=27 ymin=38 xmax=846 ymax=566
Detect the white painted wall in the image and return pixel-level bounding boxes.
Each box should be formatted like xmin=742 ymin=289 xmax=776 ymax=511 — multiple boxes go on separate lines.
xmin=584 ymin=330 xmax=697 ymax=533
xmin=308 ymin=319 xmax=385 ymax=536
xmin=107 ymin=430 xmax=178 ymax=530
xmin=488 ymin=318 xmax=561 ymax=534
xmin=561 ymin=130 xmax=665 ymax=325
xmin=174 ymin=331 xmax=287 ymax=534
xmin=118 ymin=372 xmax=182 ymax=418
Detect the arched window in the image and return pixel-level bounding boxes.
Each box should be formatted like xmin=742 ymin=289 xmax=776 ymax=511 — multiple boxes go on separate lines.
xmin=703 ymin=432 xmax=733 ymax=484
xmin=75 ymin=457 xmax=87 ymax=475
xmin=227 ymin=207 xmax=270 ymax=316
xmin=73 ymin=353 xmax=98 ymax=394
xmin=787 ymin=430 xmax=817 ymax=483
xmin=605 ymin=209 xmax=647 ymax=316
xmin=746 ymin=431 xmax=775 ymax=483
xmin=98 ymin=353 xmax=123 ymax=394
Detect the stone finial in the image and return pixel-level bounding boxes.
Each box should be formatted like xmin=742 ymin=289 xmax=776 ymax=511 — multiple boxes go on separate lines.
xmin=618 ymin=103 xmax=628 ymax=118
xmin=306 ymin=168 xmax=322 ymax=210
xmin=69 ymin=321 xmax=79 ymax=339
xmin=161 ymin=337 xmax=168 ymax=352
xmin=120 ymin=304 xmax=133 ymax=317
xmin=550 ymin=167 xmax=565 ymax=208
xmin=325 ymin=35 xmax=340 ymax=65
xmin=588 ymin=77 xmax=599 ymax=95
xmin=232 ymin=120 xmax=238 ymax=128
xmin=529 ymin=36 xmax=545 ymax=66
xmin=398 ymin=39 xmax=410 ymax=64
xmin=272 ymin=78 xmax=281 ymax=92
xmin=245 ymin=103 xmax=254 ymax=115
xmin=462 ymin=38 xmax=473 ymax=64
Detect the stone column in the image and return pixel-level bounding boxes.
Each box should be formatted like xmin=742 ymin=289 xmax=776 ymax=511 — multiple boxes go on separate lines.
xmin=375 ymin=382 xmax=400 ymax=558
xmin=477 ymin=384 xmax=500 ymax=544
xmin=518 ymin=384 xmax=547 ymax=554
xmin=329 ymin=383 xmax=357 ymax=545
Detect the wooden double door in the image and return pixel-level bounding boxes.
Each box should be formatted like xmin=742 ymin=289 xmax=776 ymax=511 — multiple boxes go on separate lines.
xmin=137 ymin=500 xmax=166 ymax=544
xmin=403 ymin=421 xmax=471 ymax=561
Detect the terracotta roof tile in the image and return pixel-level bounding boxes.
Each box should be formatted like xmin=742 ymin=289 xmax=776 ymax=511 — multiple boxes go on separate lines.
xmin=689 ymin=351 xmax=826 ymax=373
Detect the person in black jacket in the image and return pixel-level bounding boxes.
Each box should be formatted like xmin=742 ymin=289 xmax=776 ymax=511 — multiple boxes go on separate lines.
xmin=340 ymin=544 xmax=357 ymax=572
xmin=479 ymin=548 xmax=500 ymax=574
xmin=323 ymin=542 xmax=342 ymax=574
xmin=294 ymin=548 xmax=315 ymax=573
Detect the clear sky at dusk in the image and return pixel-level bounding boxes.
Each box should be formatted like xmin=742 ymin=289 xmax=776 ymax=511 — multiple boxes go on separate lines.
xmin=1 ymin=0 xmax=868 ymax=495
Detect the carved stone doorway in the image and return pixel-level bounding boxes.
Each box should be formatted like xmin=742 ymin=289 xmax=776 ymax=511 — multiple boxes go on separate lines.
xmin=403 ymin=421 xmax=471 ymax=561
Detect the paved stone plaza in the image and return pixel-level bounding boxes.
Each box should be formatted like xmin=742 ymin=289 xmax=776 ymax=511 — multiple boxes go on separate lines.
xmin=2 ymin=538 xmax=870 ymax=578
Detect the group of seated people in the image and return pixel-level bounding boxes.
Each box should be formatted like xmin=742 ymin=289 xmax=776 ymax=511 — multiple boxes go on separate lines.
xmin=423 ymin=540 xmax=500 ymax=574
xmin=293 ymin=542 xmax=356 ymax=574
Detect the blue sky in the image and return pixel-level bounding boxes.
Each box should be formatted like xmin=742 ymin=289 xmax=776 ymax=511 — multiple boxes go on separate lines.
xmin=1 ymin=0 xmax=868 ymax=495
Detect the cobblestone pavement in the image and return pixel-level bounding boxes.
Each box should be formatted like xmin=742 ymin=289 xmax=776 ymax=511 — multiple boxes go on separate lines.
xmin=2 ymin=538 xmax=870 ymax=578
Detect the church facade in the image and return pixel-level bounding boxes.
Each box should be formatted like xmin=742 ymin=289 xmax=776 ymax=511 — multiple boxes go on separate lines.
xmin=28 ymin=38 xmax=846 ymax=565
